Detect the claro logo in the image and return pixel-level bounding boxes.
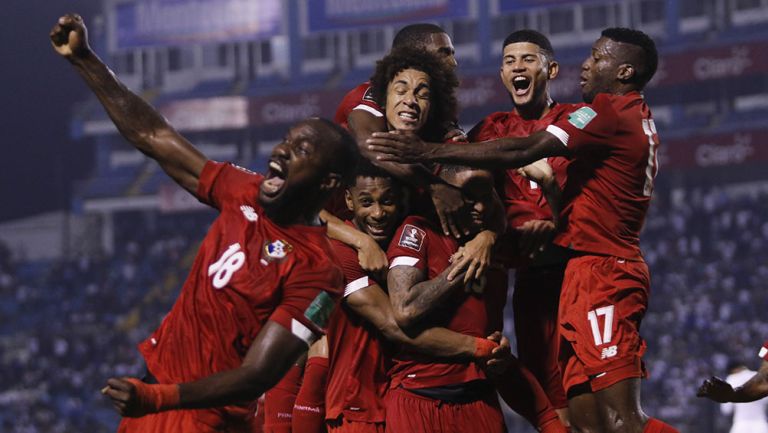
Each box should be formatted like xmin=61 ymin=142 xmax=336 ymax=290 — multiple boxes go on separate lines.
xmin=695 ymin=134 xmax=754 ymax=167
xmin=693 ymin=47 xmax=752 ymax=80
xmin=261 ymin=95 xmax=321 ymax=124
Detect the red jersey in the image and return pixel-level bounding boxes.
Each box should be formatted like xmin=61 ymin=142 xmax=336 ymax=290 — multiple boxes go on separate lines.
xmin=385 ymin=216 xmax=507 ymax=390
xmin=333 ymin=82 xmax=384 ymax=129
xmin=138 ymin=161 xmax=344 ymax=422
xmin=325 ymin=221 xmax=391 ymax=423
xmin=469 ymin=103 xmax=575 ymax=229
xmin=546 ymin=92 xmax=659 ymax=260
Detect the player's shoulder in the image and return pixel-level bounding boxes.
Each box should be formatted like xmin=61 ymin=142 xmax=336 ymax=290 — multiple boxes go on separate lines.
xmin=468 ymin=111 xmax=514 ymax=141
xmin=392 ymin=216 xmax=442 ymax=252
xmin=343 ymin=82 xmax=375 ymax=102
xmin=198 ymin=160 xmax=264 ymax=206
xmin=484 ymin=111 xmax=514 ymax=123
xmin=288 ymin=233 xmax=345 ymax=282
xmin=335 ymin=81 xmax=381 ymax=124
xmin=215 ymin=161 xmax=263 ymax=184
xmin=550 ymin=102 xmax=584 ymax=116
xmin=592 ymin=92 xmax=645 ymax=111
xmin=398 ymin=215 xmax=440 ymax=234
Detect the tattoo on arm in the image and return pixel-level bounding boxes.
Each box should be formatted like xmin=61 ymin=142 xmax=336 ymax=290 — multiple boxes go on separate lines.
xmin=387 ymin=265 xmax=464 ymax=329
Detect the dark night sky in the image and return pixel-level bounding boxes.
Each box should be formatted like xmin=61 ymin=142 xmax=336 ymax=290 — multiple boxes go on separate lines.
xmin=0 ymin=0 xmax=102 ymax=222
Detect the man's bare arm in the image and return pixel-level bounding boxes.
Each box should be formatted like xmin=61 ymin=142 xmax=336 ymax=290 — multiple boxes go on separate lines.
xmin=347 ymin=283 xmax=491 ymax=359
xmin=368 ymin=130 xmax=569 ymax=170
xmin=387 ymin=264 xmax=467 ymax=330
xmin=104 ymin=321 xmax=309 ymax=417
xmin=697 ymin=361 xmax=768 ymax=403
xmin=50 ymin=14 xmax=206 ymax=195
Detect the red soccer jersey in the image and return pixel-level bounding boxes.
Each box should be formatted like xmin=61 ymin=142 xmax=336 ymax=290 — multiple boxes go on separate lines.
xmin=385 ymin=216 xmax=507 ymax=390
xmin=545 ymin=92 xmax=660 ymax=260
xmin=468 ymin=103 xmax=575 ymax=229
xmin=138 ymin=161 xmax=344 ymax=422
xmin=333 ymin=82 xmax=384 ymax=129
xmin=325 ymin=221 xmax=391 ymax=423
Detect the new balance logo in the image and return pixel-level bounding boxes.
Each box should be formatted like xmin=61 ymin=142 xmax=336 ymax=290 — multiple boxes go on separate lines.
xmin=601 ymin=345 xmax=618 ymax=359
xmin=240 ymin=205 xmax=259 ymax=222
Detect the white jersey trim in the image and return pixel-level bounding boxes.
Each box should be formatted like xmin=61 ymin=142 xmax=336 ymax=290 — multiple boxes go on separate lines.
xmin=546 ymin=124 xmax=570 ymax=147
xmin=389 ymin=256 xmax=420 ymax=269
xmin=291 ymin=318 xmax=317 ymax=347
xmin=344 ymin=276 xmax=371 ymax=297
xmin=353 ymin=104 xmax=384 ymax=117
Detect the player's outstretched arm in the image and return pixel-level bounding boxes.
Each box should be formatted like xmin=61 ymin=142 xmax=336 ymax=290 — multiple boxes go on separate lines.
xmin=346 ymin=282 xmax=503 ymax=362
xmin=103 ymin=321 xmax=309 ymax=417
xmin=698 ymin=361 xmax=768 ymax=403
xmin=368 ymin=130 xmax=569 ymax=170
xmin=50 ymin=14 xmax=206 ymax=195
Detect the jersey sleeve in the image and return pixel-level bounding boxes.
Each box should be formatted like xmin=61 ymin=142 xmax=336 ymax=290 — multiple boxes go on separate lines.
xmin=759 ymin=340 xmax=768 ymax=362
xmin=331 ymin=239 xmax=376 ymax=298
xmin=545 ymin=94 xmax=619 ymax=153
xmin=196 ymin=161 xmax=264 ymax=210
xmin=386 ymin=218 xmax=430 ymax=272
xmin=268 ymin=258 xmax=344 ymax=346
xmin=333 ymin=84 xmax=383 ymax=126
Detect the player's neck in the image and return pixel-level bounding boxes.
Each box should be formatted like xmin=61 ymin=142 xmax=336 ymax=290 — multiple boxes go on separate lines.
xmin=514 ymin=96 xmax=553 ymax=121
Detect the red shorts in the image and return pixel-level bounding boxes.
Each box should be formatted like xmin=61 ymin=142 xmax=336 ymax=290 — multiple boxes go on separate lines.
xmin=558 ymin=255 xmax=648 ymax=394
xmin=513 ymin=264 xmax=567 ymax=409
xmin=328 ymin=417 xmax=385 ymax=433
xmin=384 ymin=387 xmax=505 ymax=433
xmin=118 ymin=408 xmax=258 ymax=433
xmin=264 ymin=365 xmax=303 ymax=433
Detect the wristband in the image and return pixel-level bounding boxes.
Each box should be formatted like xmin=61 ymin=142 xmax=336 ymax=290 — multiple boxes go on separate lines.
xmin=126 ymin=378 xmax=180 ymax=413
xmin=474 ymin=337 xmax=498 ymax=360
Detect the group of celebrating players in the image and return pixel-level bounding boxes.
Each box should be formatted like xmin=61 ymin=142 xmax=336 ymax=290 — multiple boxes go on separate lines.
xmin=48 ymin=10 xmax=768 ymax=433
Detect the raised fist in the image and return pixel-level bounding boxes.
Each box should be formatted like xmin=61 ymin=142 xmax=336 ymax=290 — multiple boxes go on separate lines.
xmin=49 ymin=13 xmax=90 ymax=59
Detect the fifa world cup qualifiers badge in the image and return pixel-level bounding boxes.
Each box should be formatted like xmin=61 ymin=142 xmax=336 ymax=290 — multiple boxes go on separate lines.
xmin=398 ymin=224 xmax=426 ymax=252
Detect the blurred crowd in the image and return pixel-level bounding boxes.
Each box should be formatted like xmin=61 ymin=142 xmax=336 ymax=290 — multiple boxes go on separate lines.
xmin=1 ymin=185 xmax=767 ymax=433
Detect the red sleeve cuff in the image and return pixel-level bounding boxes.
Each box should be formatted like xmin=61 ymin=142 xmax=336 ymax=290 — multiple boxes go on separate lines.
xmin=759 ymin=341 xmax=768 ymax=361
xmin=269 ymin=291 xmax=338 ymax=346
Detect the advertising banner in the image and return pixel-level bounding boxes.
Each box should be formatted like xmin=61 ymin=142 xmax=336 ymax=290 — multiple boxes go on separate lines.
xmin=115 ymin=0 xmax=283 ymax=48
xmin=308 ymin=0 xmax=469 ymax=31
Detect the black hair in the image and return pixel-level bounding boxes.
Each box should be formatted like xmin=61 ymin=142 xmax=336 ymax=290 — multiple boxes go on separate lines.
xmin=392 ymin=23 xmax=446 ymax=49
xmin=369 ymin=47 xmax=459 ymax=142
xmin=355 ymin=158 xmax=394 ymax=180
xmin=601 ymin=27 xmax=658 ymax=88
xmin=502 ymin=29 xmax=555 ymax=61
xmin=351 ymin=158 xmax=404 ymax=190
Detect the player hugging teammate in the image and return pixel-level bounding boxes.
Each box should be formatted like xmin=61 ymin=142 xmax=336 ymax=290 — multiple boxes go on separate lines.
xmin=53 ymin=11 xmax=683 ymax=433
